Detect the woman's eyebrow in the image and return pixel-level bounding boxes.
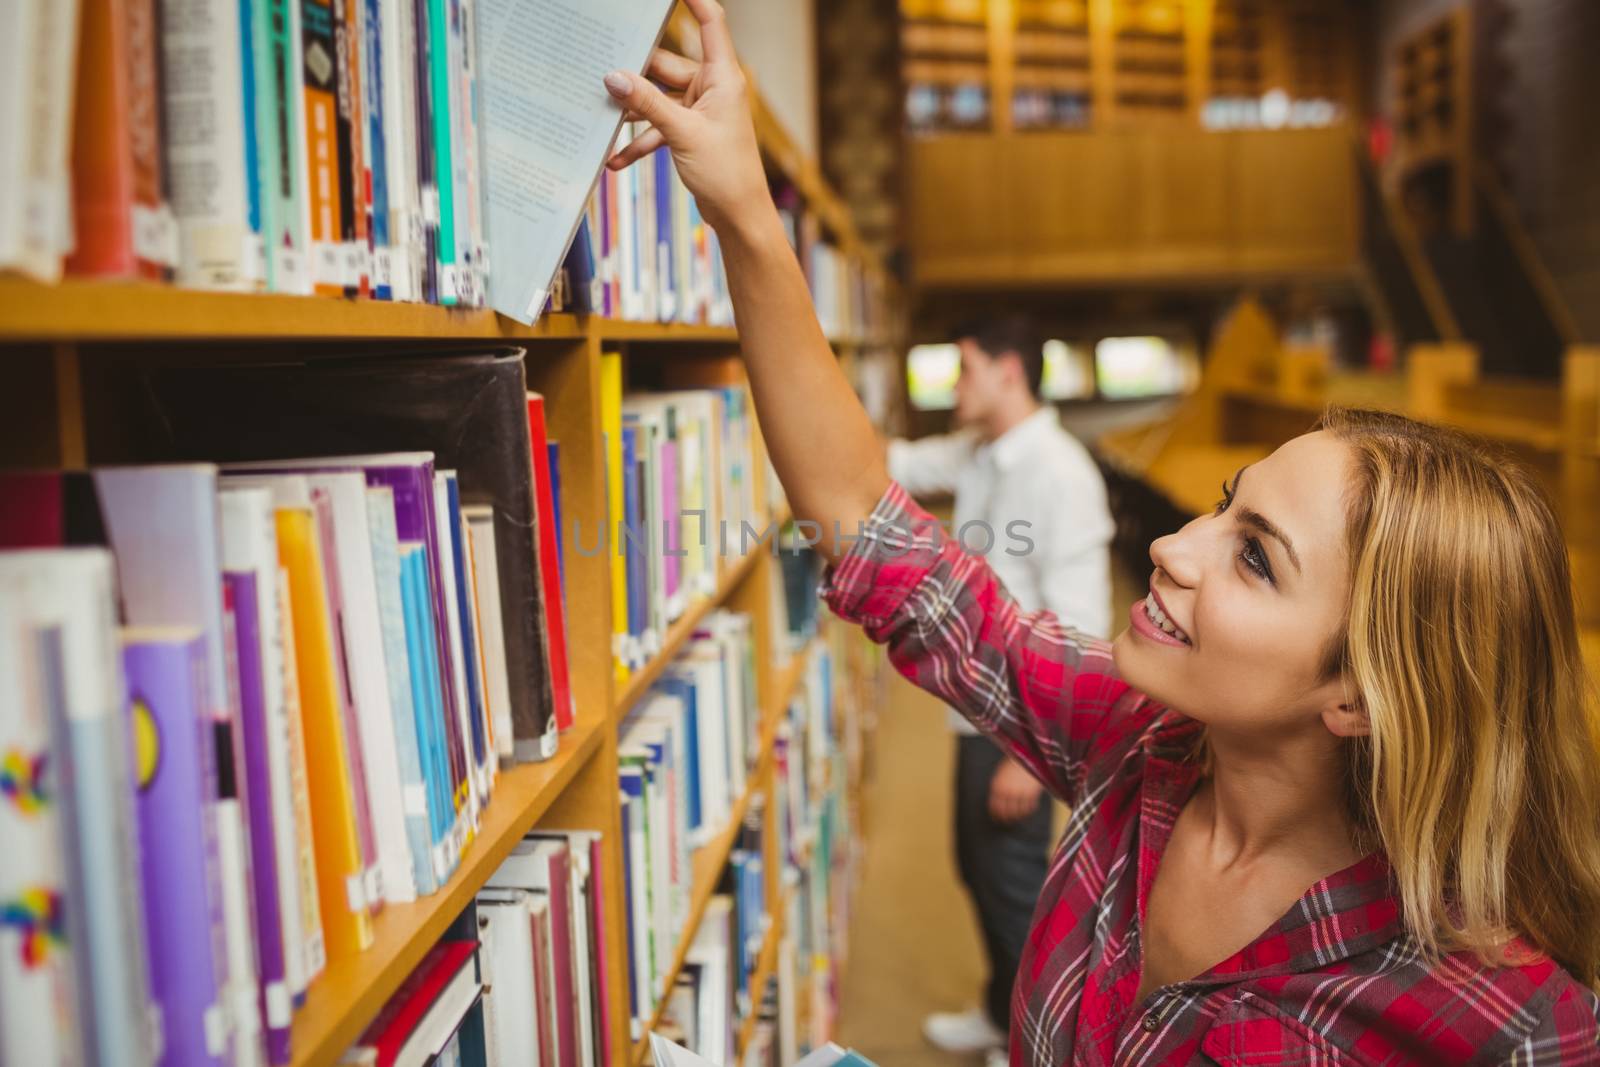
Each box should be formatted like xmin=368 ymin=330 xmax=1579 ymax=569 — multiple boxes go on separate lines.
xmin=1231 ymin=469 xmax=1302 ymax=574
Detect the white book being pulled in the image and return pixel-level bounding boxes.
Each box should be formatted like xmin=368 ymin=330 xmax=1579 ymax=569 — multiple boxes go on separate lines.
xmin=475 ymin=0 xmax=675 ymax=323
xmin=648 ymin=1035 xmax=873 ymax=1067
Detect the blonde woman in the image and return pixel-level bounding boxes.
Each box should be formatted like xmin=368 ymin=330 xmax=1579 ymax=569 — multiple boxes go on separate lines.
xmin=602 ymin=3 xmax=1600 ymax=1061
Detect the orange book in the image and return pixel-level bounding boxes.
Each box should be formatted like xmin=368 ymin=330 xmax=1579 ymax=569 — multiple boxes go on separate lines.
xmin=66 ymin=0 xmax=171 ymax=279
xmin=301 ymin=0 xmax=344 ymax=296
xmin=276 ymin=503 xmax=375 ymax=959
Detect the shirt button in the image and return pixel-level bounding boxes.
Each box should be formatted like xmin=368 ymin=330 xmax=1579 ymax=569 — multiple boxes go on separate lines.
xmin=1141 ymin=1011 xmax=1160 ymax=1032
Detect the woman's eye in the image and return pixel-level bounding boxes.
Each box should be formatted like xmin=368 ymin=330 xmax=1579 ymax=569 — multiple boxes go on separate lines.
xmin=1239 ymin=537 xmax=1273 ymax=583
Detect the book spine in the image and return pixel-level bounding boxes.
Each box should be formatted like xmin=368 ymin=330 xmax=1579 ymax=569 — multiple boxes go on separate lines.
xmin=527 ymin=397 xmax=573 ymax=732
xmin=377 ymin=0 xmax=415 ymax=301
xmin=458 ymin=0 xmax=484 ymax=307
xmin=239 ymin=0 xmax=268 ymax=288
xmin=276 ymin=507 xmax=374 ymax=960
xmin=432 ymin=477 xmax=480 ymax=844
xmin=124 ymin=634 xmax=230 ymax=1067
xmin=14 ymin=0 xmax=81 ymax=281
xmin=361 ymin=0 xmax=391 ymax=298
xmin=274 ymin=566 xmax=327 ymax=987
xmin=65 ymin=0 xmax=138 ymax=278
xmin=259 ymin=0 xmax=313 ymax=293
xmin=0 ymin=621 xmax=86 ymax=1066
xmin=331 ymin=0 xmax=367 ymax=295
xmin=587 ymin=836 xmax=613 ymax=1066
xmin=444 ymin=478 xmax=490 ymax=796
xmin=225 ymin=573 xmax=293 ymax=1063
xmin=425 ymin=0 xmax=456 ymax=303
xmin=309 ymin=489 xmax=384 ymax=912
xmin=126 ymin=0 xmax=176 ymax=277
xmin=654 ymin=148 xmax=673 ymax=322
xmin=401 ymin=547 xmax=457 ymax=883
xmin=300 ymin=0 xmax=344 ymax=293
xmin=160 ymin=0 xmax=252 ymax=288
xmin=367 ymin=497 xmax=438 ymax=897
xmin=411 ymin=0 xmax=438 ymax=303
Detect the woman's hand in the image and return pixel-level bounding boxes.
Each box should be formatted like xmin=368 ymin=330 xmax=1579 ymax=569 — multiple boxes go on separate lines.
xmin=603 ymin=0 xmax=772 ymax=240
xmin=989 ymin=757 xmax=1045 ymax=825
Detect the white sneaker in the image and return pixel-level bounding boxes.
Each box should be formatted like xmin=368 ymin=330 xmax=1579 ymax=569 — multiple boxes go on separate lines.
xmin=985 ymin=1049 xmax=1011 ymax=1067
xmin=922 ymin=1007 xmax=1005 ymax=1054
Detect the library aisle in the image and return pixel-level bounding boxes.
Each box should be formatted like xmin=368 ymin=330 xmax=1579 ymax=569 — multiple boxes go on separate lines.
xmin=834 ymin=673 xmax=983 ymax=1067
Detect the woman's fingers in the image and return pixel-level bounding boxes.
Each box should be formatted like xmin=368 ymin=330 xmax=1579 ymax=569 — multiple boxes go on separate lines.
xmin=603 ymin=70 xmax=686 ymax=138
xmin=647 ymin=48 xmax=700 ymax=89
xmin=681 ymin=0 xmax=736 ymax=67
xmin=606 ymin=125 xmax=666 ymax=171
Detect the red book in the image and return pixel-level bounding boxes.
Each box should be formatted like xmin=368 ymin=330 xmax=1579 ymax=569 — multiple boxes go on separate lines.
xmin=0 ymin=471 xmax=106 ymax=548
xmin=526 ymin=394 xmax=574 ymax=731
xmin=346 ymin=940 xmax=477 ymax=1067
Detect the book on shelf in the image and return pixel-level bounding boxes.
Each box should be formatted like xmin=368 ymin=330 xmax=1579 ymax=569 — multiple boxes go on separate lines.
xmin=338 ymin=939 xmax=482 ymax=1067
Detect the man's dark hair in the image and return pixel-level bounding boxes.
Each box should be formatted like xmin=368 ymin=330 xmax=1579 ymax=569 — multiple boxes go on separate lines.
xmin=954 ymin=315 xmax=1045 ymax=399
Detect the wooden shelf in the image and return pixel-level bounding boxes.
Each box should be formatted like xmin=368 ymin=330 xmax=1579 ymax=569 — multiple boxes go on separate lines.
xmin=0 ymin=278 xmax=748 ymax=345
xmin=288 ymin=716 xmax=606 ymax=1067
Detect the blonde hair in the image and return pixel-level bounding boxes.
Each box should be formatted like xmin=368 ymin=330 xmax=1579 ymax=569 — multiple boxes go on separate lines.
xmin=1319 ymin=406 xmax=1600 ymax=986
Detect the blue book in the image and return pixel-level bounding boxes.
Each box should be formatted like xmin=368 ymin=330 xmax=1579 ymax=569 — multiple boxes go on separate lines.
xmin=618 ymin=767 xmax=646 ymax=1024
xmin=363 ymin=0 xmax=393 ymax=300
xmin=562 ymin=218 xmax=599 ymax=314
xmin=367 ymin=497 xmax=437 ymax=896
xmin=621 ymin=423 xmax=644 ymax=655
xmin=653 ymin=149 xmax=674 ymax=321
xmin=239 ymin=0 xmax=263 ymax=285
xmin=444 ymin=474 xmax=489 ymax=783
xmin=401 ymin=544 xmax=455 ymax=884
xmin=659 ymin=676 xmax=701 ymax=834
xmin=547 ymin=441 xmax=565 ymax=593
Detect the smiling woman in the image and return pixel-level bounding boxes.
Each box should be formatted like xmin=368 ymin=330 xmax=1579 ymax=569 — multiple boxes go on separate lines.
xmin=603 ymin=3 xmax=1600 ymax=1061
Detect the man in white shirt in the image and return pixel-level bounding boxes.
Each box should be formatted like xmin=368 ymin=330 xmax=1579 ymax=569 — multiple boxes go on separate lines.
xmin=888 ymin=317 xmax=1113 ymax=1067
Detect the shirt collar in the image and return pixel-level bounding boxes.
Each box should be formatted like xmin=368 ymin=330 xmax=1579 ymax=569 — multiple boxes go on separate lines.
xmin=981 ymin=406 xmax=1060 ymax=472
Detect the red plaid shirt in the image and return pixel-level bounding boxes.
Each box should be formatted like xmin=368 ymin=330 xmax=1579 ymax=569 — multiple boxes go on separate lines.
xmin=822 ymin=483 xmax=1600 ymax=1066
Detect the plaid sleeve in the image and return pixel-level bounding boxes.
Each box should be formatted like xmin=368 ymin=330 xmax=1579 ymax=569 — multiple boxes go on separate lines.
xmin=1504 ymin=981 xmax=1600 ymax=1065
xmin=821 ymin=481 xmax=1152 ymax=807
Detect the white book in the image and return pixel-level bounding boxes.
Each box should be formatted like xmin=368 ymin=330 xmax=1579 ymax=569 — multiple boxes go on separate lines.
xmin=617 ymin=151 xmax=639 ymax=320
xmin=462 ymin=506 xmax=514 ymax=763
xmin=527 ymin=831 xmax=599 ymax=1067
xmin=0 ymin=551 xmax=158 ymax=1067
xmin=475 ymin=892 xmax=541 ymax=1066
xmin=303 ymin=472 xmax=417 ymax=905
xmin=220 ymin=487 xmax=312 ymax=1003
xmin=379 ymin=0 xmax=419 ymax=302
xmin=14 ymin=0 xmax=79 ymax=280
xmin=474 ymin=0 xmax=672 ymax=322
xmin=687 ymin=896 xmax=734 ymax=1066
xmin=0 ymin=604 xmax=86 ymax=1067
xmin=777 ymin=937 xmax=797 ymax=1066
xmin=619 ymin=767 xmax=654 ymax=1023
xmin=0 ymin=0 xmax=39 ymax=273
xmin=160 ymin=0 xmax=253 ymax=288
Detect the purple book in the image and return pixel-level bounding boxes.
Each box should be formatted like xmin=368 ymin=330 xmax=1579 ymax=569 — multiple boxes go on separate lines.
xmin=223 ymin=572 xmax=292 ymax=1063
xmin=308 ymin=488 xmax=383 ymax=913
xmin=225 ymin=455 xmax=468 ymax=820
xmin=122 ymin=630 xmax=228 ymax=1067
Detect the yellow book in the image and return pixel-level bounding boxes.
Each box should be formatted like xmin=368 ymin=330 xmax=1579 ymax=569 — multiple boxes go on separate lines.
xmin=601 ymin=350 xmax=629 ymax=684
xmin=276 ymin=504 xmax=375 ymax=959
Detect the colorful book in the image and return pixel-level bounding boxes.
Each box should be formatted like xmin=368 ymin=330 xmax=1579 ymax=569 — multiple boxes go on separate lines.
xmin=433 ymin=471 xmax=486 ymax=830
xmin=1 ymin=550 xmax=158 ymax=1067
xmin=378 ymin=0 xmax=420 ymax=301
xmin=299 ymin=0 xmax=344 ymax=293
xmin=335 ymin=0 xmax=370 ymax=295
xmin=123 ymin=628 xmax=231 ymax=1067
xmin=362 ymin=0 xmax=393 ymax=299
xmin=141 ymin=352 xmax=560 ymax=763
xmin=601 ymin=351 xmax=628 ymax=680
xmin=424 ymin=0 xmax=456 ymax=303
xmin=399 ymin=542 xmax=458 ymax=884
xmin=275 ymin=564 xmax=328 ymax=992
xmin=486 ymin=839 xmax=577 ymax=1066
xmin=526 ymin=394 xmax=573 ymax=731
xmin=254 ymin=0 xmax=313 ymax=293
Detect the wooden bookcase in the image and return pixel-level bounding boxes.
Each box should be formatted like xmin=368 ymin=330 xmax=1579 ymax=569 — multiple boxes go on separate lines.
xmin=0 ymin=8 xmax=898 ymax=1064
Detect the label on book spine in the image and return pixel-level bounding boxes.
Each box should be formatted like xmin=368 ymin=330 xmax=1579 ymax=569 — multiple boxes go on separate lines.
xmin=373 ymin=247 xmax=393 ymax=291
xmin=312 ymin=241 xmax=343 ymax=286
xmin=344 ymin=873 xmax=367 ymax=916
xmin=132 ymin=204 xmax=180 ymax=268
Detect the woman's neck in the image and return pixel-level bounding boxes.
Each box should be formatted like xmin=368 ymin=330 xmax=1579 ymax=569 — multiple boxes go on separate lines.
xmin=1199 ymin=727 xmax=1364 ymax=871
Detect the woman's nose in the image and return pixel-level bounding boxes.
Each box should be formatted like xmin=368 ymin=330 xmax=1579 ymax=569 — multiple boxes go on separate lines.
xmin=1149 ymin=527 xmax=1201 ymax=589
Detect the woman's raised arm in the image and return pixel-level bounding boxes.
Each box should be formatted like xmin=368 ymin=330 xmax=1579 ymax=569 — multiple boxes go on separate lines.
xmin=603 ymin=0 xmax=887 ymax=562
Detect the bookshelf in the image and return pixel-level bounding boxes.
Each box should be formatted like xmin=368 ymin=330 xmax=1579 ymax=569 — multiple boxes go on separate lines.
xmin=0 ymin=4 xmax=896 ymax=1065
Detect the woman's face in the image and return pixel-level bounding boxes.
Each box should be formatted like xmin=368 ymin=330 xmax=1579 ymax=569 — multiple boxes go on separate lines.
xmin=1111 ymin=431 xmax=1364 ymax=741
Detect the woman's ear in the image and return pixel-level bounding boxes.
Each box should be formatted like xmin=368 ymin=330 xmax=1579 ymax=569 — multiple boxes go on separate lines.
xmin=1321 ymin=697 xmax=1370 ymax=738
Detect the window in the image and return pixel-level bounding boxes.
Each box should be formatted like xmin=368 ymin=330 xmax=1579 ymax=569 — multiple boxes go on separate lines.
xmin=1094 ymin=336 xmax=1195 ymax=399
xmin=1040 ymin=339 xmax=1095 ymax=400
xmin=906 ymin=343 xmax=961 ymax=411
